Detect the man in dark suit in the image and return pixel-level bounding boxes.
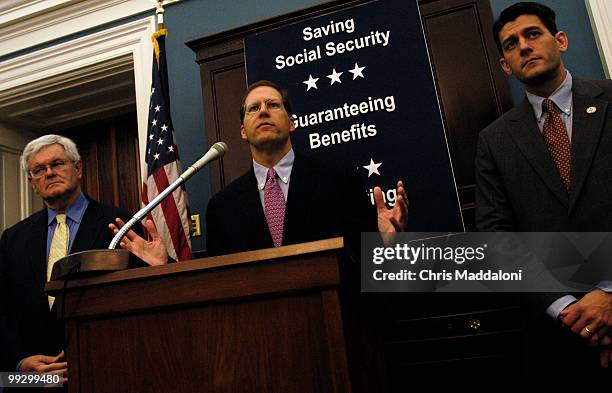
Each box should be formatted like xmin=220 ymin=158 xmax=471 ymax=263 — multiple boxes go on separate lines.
xmin=205 ymin=80 xmax=407 ymax=255
xmin=0 ymin=135 xmax=139 ymax=382
xmin=205 ymin=151 xmax=376 ymax=256
xmin=113 ymin=80 xmax=408 ymax=262
xmin=475 ymin=1 xmax=612 ymax=377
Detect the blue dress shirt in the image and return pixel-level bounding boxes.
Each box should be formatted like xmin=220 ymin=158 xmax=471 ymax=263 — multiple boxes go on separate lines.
xmin=46 ymin=192 xmax=89 ymax=261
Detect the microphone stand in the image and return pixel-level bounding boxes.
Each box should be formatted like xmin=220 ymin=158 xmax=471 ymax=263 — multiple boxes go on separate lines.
xmin=109 ymin=141 xmax=227 ymax=249
xmin=48 ymin=142 xmax=228 ymax=280
xmin=108 ymin=174 xmax=186 ymax=250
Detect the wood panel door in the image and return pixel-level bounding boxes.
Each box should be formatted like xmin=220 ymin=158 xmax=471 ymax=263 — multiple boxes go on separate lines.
xmin=61 ymin=113 xmax=141 ymax=214
xmin=420 ymin=0 xmax=513 ymax=228
xmin=187 ymin=0 xmax=512 ymax=230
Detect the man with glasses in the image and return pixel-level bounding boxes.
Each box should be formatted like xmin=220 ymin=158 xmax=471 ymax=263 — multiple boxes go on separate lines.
xmin=111 ymin=80 xmax=408 ymax=262
xmin=0 ymin=134 xmax=142 ymax=384
xmin=207 ymin=80 xmax=407 ymax=254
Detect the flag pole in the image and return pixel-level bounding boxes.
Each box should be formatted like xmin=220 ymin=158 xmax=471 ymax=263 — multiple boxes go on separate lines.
xmin=156 ymin=0 xmax=165 ymax=29
xmin=141 ymin=0 xmax=193 ymax=261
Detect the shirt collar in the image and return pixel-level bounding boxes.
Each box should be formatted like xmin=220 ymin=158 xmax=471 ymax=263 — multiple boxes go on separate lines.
xmin=526 ymin=70 xmax=573 ymax=122
xmin=253 ymin=149 xmax=295 ymax=190
xmin=47 ymin=192 xmax=88 ymax=226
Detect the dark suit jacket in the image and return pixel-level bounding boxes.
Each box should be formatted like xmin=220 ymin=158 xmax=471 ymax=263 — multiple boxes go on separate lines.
xmin=205 ymin=153 xmax=377 ymax=256
xmin=475 ymin=78 xmax=612 ymax=379
xmin=475 ymin=78 xmax=612 ymax=232
xmin=0 ymin=196 xmax=136 ymax=371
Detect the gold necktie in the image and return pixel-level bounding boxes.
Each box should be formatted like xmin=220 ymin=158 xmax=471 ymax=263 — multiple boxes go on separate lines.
xmin=47 ymin=214 xmax=69 ymax=308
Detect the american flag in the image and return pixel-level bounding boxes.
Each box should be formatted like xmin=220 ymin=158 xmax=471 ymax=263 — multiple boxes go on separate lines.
xmin=142 ymin=28 xmax=192 ymax=261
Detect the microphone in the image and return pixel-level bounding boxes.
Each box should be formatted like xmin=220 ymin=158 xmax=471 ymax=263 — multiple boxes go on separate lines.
xmin=108 ymin=141 xmax=228 ymax=250
xmin=180 ymin=141 xmax=228 ymax=181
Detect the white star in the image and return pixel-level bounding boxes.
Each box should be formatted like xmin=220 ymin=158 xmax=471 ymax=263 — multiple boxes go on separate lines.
xmin=303 ymin=74 xmax=319 ymax=91
xmin=363 ymin=158 xmax=382 ymax=177
xmin=149 ymin=134 xmax=154 ymax=140
xmin=152 ymin=119 xmax=157 ymax=126
xmin=157 ymin=137 xmax=164 ymax=145
xmin=155 ymin=105 xmax=161 ymax=112
xmin=168 ymin=145 xmax=174 ymax=153
xmin=348 ymin=63 xmax=366 ymax=80
xmin=327 ymin=69 xmax=343 ymax=85
xmin=161 ymin=124 xmax=168 ymax=132
xmin=153 ymin=153 xmax=160 ymax=160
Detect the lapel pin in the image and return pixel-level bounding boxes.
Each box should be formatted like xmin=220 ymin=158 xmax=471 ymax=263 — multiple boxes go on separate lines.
xmin=586 ymin=106 xmax=597 ymax=114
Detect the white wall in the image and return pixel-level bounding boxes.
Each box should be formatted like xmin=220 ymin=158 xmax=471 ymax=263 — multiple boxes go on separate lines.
xmin=0 ymin=123 xmax=40 ymax=232
xmin=0 ymin=0 xmax=166 ymax=233
xmin=585 ymin=0 xmax=612 ymax=78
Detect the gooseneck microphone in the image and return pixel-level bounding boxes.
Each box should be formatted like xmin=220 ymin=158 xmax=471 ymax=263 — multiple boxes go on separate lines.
xmin=108 ymin=141 xmax=228 ymax=250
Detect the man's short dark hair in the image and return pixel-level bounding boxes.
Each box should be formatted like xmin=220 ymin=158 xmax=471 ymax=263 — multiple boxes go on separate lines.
xmin=493 ymin=2 xmax=558 ymax=53
xmin=239 ymin=80 xmax=293 ymax=124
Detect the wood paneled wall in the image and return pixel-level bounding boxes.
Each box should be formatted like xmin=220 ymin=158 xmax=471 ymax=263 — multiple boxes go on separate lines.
xmin=62 ymin=113 xmax=141 ymax=214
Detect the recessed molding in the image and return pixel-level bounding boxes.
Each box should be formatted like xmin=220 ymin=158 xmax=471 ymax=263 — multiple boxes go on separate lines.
xmin=0 ymin=16 xmax=156 ymax=181
xmin=0 ymin=0 xmax=180 ymax=57
xmin=585 ymin=0 xmax=612 ymax=78
xmin=0 ymin=54 xmax=134 ymax=108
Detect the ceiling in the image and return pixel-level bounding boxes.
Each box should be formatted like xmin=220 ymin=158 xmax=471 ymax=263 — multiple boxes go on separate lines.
xmin=0 ymin=54 xmax=136 ymax=132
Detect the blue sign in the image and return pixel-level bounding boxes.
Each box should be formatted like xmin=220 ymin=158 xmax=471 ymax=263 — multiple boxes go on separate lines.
xmin=245 ymin=0 xmax=463 ymax=231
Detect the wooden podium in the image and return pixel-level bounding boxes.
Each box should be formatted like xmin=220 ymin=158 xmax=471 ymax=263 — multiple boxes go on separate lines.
xmin=46 ymin=238 xmax=387 ymax=393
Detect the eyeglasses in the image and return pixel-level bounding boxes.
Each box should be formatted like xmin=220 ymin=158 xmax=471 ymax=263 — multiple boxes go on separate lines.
xmin=244 ymin=99 xmax=284 ymax=116
xmin=28 ymin=159 xmax=75 ymax=178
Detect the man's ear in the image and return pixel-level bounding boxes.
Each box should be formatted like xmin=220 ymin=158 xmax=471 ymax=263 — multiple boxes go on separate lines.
xmin=27 ymin=177 xmax=39 ymax=195
xmin=75 ymin=160 xmax=83 ymax=180
xmin=555 ymin=31 xmax=568 ymax=53
xmin=499 ymin=57 xmax=513 ymax=76
xmin=289 ymin=115 xmax=296 ymax=133
xmin=240 ymin=124 xmax=247 ymax=140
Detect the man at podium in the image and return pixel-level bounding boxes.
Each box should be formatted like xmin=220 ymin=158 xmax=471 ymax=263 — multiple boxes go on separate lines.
xmin=110 ymin=80 xmax=408 ymax=262
xmin=0 ymin=135 xmax=140 ymax=381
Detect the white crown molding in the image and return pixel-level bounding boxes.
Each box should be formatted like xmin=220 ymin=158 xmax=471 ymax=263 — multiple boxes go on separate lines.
xmin=0 ymin=0 xmax=181 ymax=57
xmin=0 ymin=16 xmax=156 ymax=183
xmin=0 ymin=1 xmax=74 ymax=22
xmin=585 ymin=0 xmax=612 ymax=78
xmin=0 ymin=54 xmax=134 ymax=109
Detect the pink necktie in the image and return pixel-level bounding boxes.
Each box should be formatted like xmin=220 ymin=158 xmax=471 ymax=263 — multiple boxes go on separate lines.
xmin=264 ymin=168 xmax=285 ymax=247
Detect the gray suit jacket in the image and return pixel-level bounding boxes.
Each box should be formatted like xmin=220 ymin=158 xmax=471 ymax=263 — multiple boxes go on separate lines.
xmin=474 ymin=78 xmax=612 ymax=378
xmin=475 ymin=78 xmax=612 ymax=232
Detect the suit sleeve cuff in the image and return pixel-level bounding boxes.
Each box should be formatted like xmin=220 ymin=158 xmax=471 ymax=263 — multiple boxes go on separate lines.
xmin=16 ymin=358 xmax=26 ymax=371
xmin=596 ymin=281 xmax=612 ymax=292
xmin=546 ymin=295 xmax=578 ymax=320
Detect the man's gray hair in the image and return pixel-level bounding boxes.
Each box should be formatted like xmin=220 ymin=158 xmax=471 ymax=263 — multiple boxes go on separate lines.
xmin=21 ymin=134 xmax=81 ymax=173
